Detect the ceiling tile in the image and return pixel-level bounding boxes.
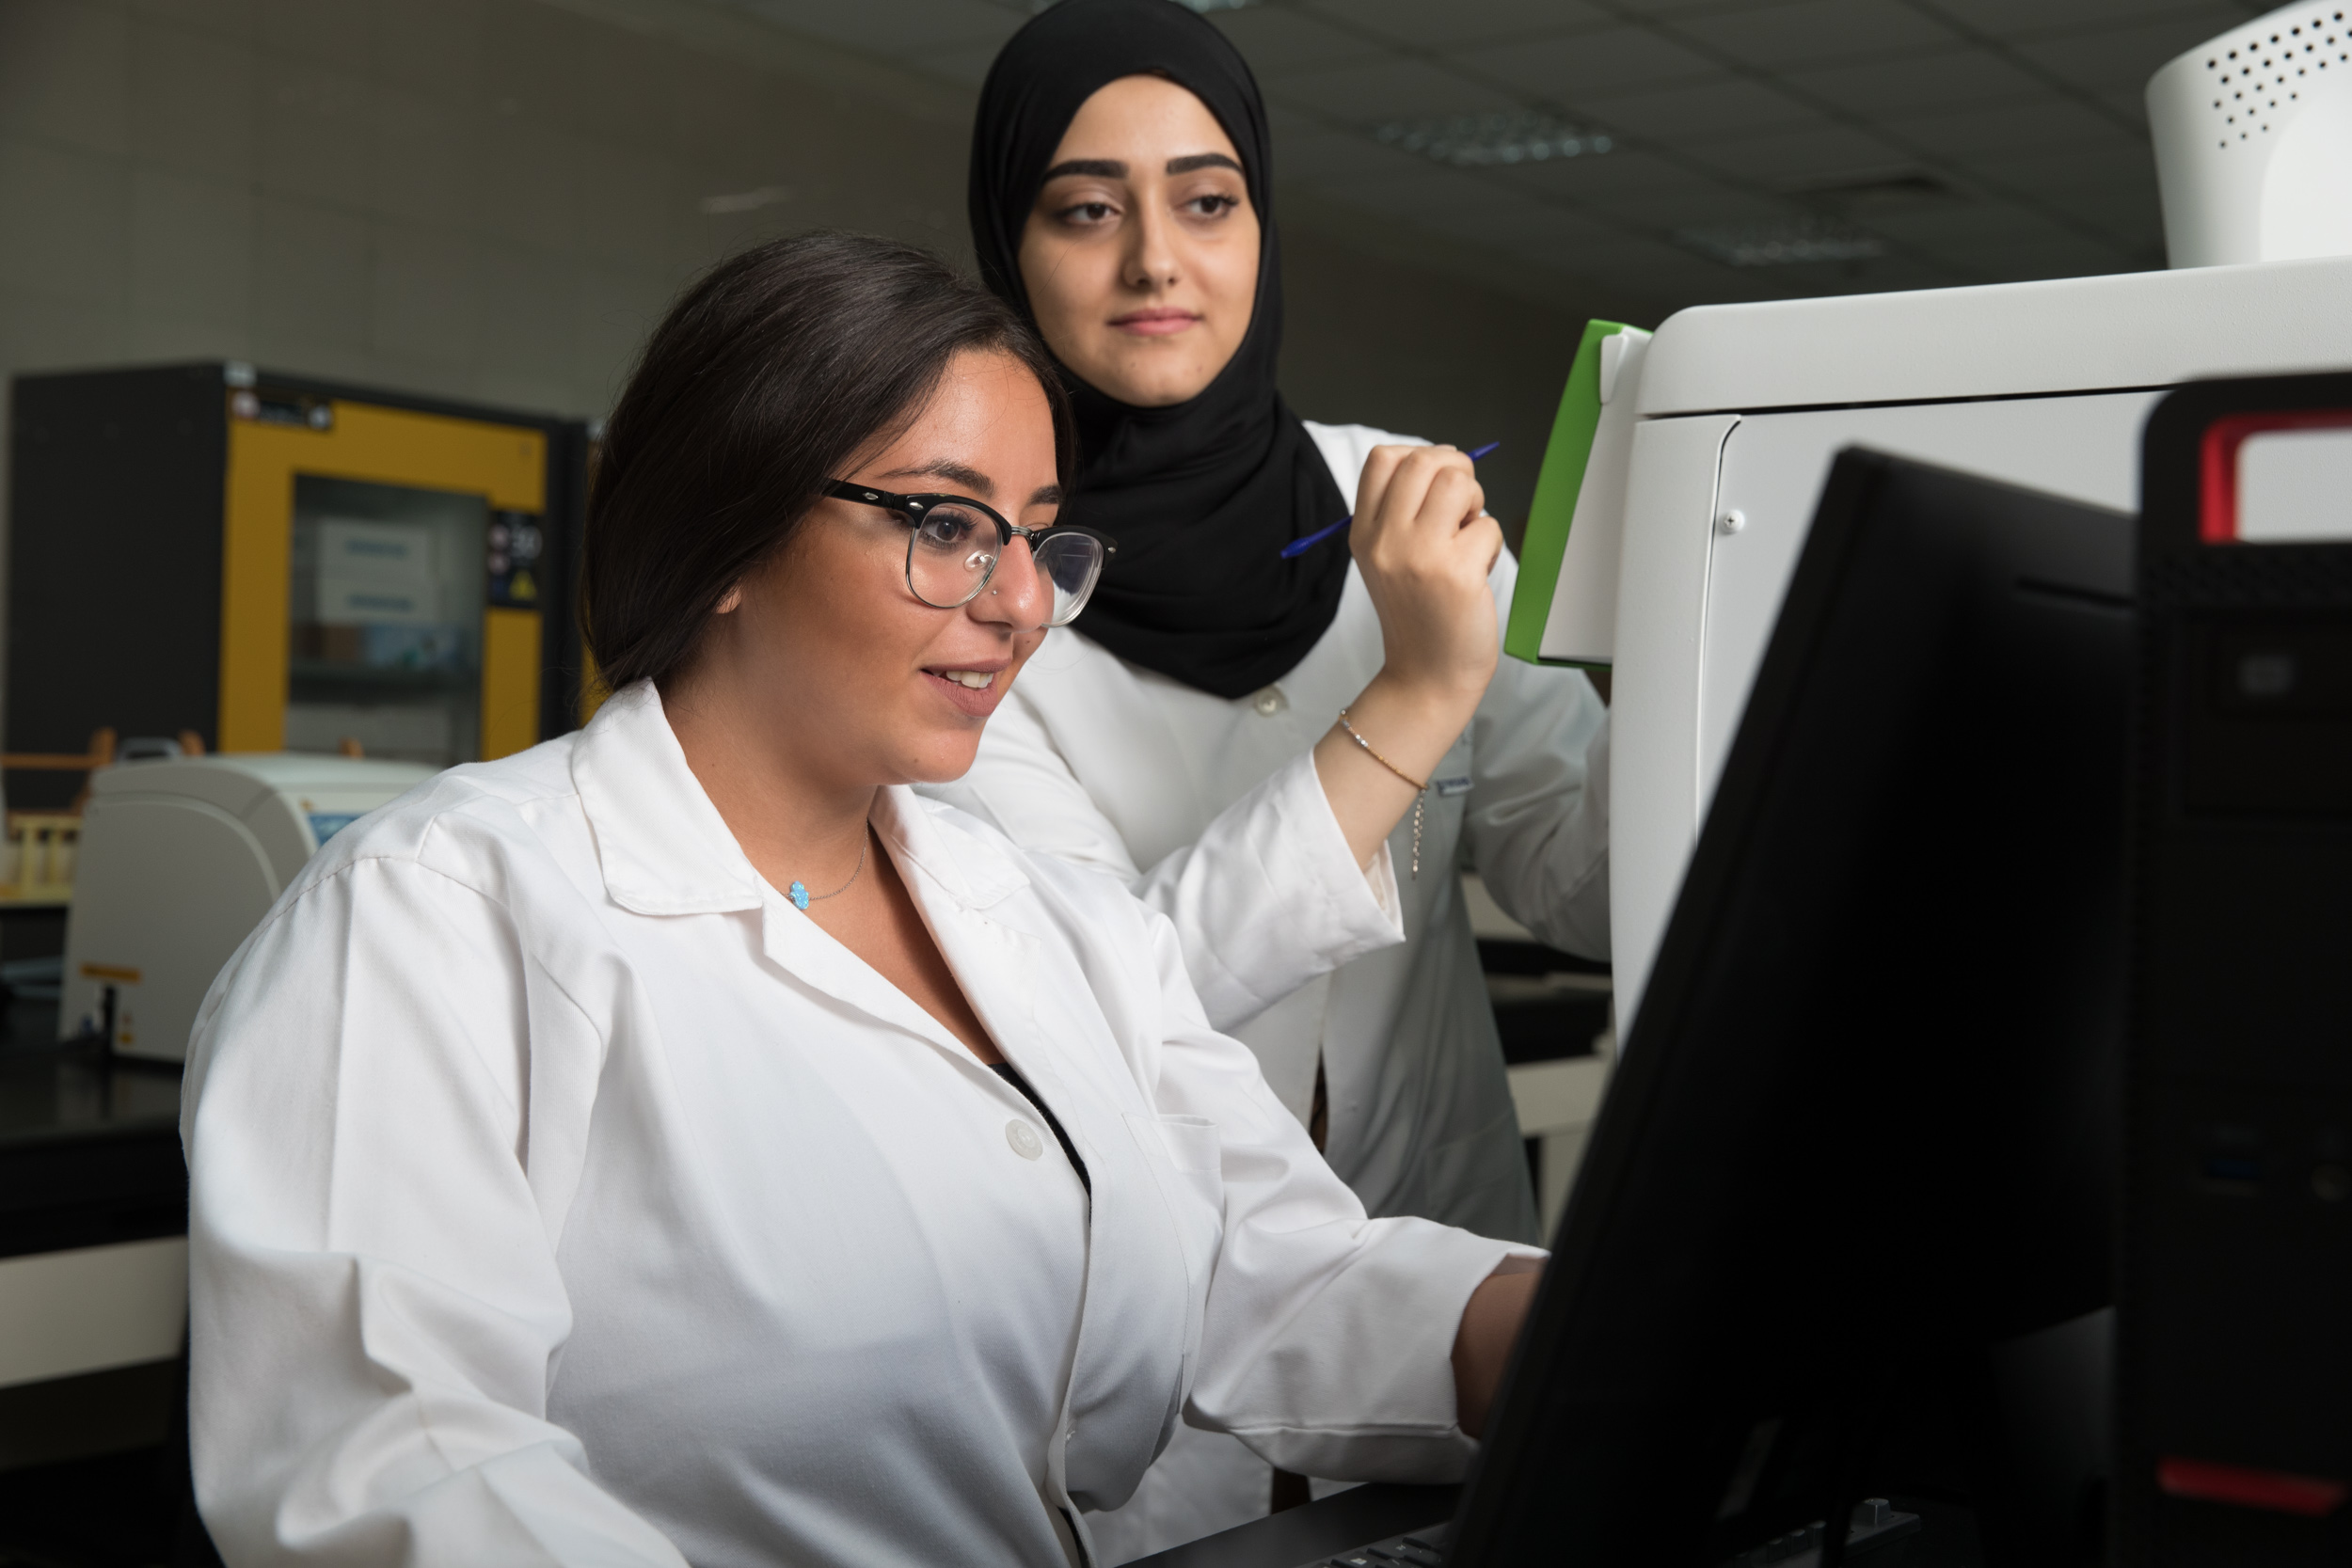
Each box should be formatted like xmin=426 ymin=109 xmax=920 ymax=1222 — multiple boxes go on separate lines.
xmin=1682 ymin=121 xmax=1916 ymax=185
xmin=1785 ymin=44 xmax=2046 ymax=117
xmin=1449 ymin=25 xmax=1725 ymax=103
xmin=1963 ymin=138 xmax=2155 ymax=196
xmin=1576 ymin=79 xmax=1821 ymax=143
xmin=2013 ymin=11 xmax=2249 ymax=92
xmin=1478 ymin=203 xmax=1628 ymax=251
xmin=1295 ymin=0 xmax=1615 ymax=50
xmin=1208 ymin=7 xmax=1391 ymax=76
xmin=1671 ymin=0 xmax=1960 ymax=69
xmin=1263 ymin=56 xmax=1502 ymax=122
xmin=1269 ymin=125 xmax=1434 ymax=182
xmin=1585 ymin=182 xmax=1798 ymax=229
xmin=2100 ymin=87 xmax=2150 ymax=129
xmin=1884 ymin=97 xmax=2134 ymax=158
xmin=1860 ymin=198 xmax=2058 ymax=247
xmin=1314 ymin=167 xmax=1599 ymax=232
xmin=1949 ymin=234 xmax=2143 ymax=282
xmin=906 ymin=40 xmax=1002 ymax=86
xmin=1549 ymin=233 xmax=1756 ymax=300
xmin=1493 ymin=146 xmax=1726 ymax=202
xmin=727 ymin=0 xmax=1018 ymax=57
xmin=1928 ymin=0 xmax=2254 ymax=43
xmin=1600 ymin=0 xmax=1773 ymax=19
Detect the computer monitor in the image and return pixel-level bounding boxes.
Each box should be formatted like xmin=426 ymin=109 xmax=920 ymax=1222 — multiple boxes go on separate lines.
xmin=1454 ymin=451 xmax=2134 ymax=1566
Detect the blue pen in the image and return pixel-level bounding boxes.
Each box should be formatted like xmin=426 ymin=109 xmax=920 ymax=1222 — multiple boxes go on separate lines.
xmin=1279 ymin=441 xmax=1501 ymax=560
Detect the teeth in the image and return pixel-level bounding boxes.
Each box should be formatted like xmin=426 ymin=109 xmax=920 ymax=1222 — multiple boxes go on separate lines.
xmin=940 ymin=670 xmax=994 ymax=689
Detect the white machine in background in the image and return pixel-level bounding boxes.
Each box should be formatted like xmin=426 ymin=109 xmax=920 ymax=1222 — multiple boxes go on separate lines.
xmin=61 ymin=753 xmax=434 ymax=1060
xmin=1605 ymin=254 xmax=2352 ymax=1033
xmin=1533 ymin=3 xmax=2352 ymax=1034
xmin=2148 ymin=2 xmax=2352 ymax=268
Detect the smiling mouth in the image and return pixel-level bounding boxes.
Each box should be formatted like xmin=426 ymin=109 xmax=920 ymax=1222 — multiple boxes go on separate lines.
xmin=935 ymin=669 xmax=996 ymax=689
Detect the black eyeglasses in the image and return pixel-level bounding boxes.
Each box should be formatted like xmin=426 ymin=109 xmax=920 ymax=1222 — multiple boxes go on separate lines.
xmin=822 ymin=480 xmax=1114 ymax=627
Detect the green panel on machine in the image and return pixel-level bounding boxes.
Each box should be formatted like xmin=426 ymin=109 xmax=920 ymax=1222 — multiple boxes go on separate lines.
xmin=1504 ymin=320 xmax=1642 ymax=667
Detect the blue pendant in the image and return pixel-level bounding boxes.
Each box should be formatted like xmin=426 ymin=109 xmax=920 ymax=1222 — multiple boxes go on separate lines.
xmin=788 ymin=880 xmax=809 ymax=911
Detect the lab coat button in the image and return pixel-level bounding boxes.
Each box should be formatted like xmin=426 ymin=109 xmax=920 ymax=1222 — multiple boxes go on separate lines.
xmin=1250 ymin=686 xmax=1287 ymax=716
xmin=1007 ymin=1119 xmax=1044 ymax=1160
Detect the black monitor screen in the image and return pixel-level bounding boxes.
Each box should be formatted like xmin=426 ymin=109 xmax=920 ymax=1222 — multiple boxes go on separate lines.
xmin=1454 ymin=450 xmax=2134 ymax=1567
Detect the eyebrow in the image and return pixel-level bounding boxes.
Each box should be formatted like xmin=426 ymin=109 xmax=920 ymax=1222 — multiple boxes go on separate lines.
xmin=1038 ymin=151 xmax=1246 ymax=182
xmin=879 ymin=462 xmax=1065 ymax=512
xmin=1167 ymin=152 xmax=1244 ymax=177
xmin=882 ymin=459 xmax=994 ymax=496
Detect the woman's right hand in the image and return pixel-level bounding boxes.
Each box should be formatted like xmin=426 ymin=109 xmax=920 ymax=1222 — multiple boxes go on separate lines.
xmin=1349 ymin=443 xmax=1504 ymax=706
xmin=1311 ymin=444 xmax=1505 ymax=871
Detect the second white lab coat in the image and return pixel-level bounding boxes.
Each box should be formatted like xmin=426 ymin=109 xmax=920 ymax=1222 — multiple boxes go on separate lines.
xmin=928 ymin=421 xmax=1612 ymax=1243
xmin=180 ymin=682 xmax=1538 ymax=1568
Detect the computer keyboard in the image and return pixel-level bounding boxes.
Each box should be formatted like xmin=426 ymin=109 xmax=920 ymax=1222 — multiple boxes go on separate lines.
xmin=1306 ymin=1523 xmax=1450 ymax=1568
xmin=1297 ymin=1498 xmax=1921 ymax=1568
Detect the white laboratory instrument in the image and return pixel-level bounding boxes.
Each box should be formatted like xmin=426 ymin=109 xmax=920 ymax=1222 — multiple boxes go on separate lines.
xmin=61 ymin=753 xmax=435 ymax=1061
xmin=2149 ymin=2 xmax=2352 ymax=268
xmin=1600 ymin=253 xmax=2352 ymax=1034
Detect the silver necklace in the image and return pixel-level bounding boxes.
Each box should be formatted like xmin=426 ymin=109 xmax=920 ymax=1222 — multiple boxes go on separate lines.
xmin=788 ymin=832 xmax=868 ymax=911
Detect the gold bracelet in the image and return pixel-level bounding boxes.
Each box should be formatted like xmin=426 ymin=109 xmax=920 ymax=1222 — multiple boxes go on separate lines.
xmin=1335 ymin=707 xmax=1430 ymax=879
xmin=1335 ymin=709 xmax=1428 ymax=791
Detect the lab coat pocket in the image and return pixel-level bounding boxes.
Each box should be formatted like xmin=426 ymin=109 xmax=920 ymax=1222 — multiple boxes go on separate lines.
xmin=1123 ymin=1114 xmax=1225 ymax=1380
xmin=1148 ymin=1113 xmax=1221 ymax=1175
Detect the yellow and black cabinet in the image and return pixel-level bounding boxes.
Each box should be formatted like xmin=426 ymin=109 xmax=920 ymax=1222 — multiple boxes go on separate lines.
xmin=7 ymin=363 xmax=591 ymax=801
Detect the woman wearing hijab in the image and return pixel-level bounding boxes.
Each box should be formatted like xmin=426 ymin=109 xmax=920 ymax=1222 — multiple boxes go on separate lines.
xmin=942 ymin=0 xmax=1611 ymax=1553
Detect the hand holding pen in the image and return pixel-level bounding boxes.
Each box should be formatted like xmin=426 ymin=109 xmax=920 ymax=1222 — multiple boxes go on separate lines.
xmin=1306 ymin=439 xmax=1508 ymax=872
xmin=1280 ymin=441 xmax=1499 ymax=560
xmin=1343 ymin=441 xmax=1505 ymax=705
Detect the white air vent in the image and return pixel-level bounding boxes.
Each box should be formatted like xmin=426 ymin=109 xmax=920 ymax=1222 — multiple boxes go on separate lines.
xmin=2151 ymin=2 xmax=2352 ymax=266
xmin=2199 ymin=8 xmax=2347 ymax=148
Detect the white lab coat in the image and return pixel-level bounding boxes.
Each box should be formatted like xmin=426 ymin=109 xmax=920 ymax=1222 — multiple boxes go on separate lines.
xmin=927 ymin=421 xmax=1611 ymax=1239
xmin=181 ymin=681 xmax=1537 ymax=1568
xmin=923 ymin=422 xmax=1609 ymax=1560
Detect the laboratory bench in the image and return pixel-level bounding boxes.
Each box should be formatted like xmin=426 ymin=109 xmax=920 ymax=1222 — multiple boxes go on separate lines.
xmin=0 ymin=992 xmax=196 ymax=1568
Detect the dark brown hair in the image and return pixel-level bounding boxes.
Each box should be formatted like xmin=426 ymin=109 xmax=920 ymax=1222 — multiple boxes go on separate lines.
xmin=582 ymin=230 xmax=1073 ymax=693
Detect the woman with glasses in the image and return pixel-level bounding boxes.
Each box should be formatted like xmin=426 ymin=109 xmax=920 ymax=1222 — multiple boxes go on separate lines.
xmin=945 ymin=3 xmax=1611 ymax=1553
xmin=179 ymin=232 xmax=1541 ymax=1568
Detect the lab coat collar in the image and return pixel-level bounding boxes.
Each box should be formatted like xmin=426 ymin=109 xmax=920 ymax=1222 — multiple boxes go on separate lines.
xmin=571 ymin=681 xmax=764 ymax=916
xmin=869 ymin=784 xmax=1029 ymax=913
xmin=574 ymin=679 xmax=1032 ymax=919
xmin=761 ymin=787 xmax=1041 ymax=1065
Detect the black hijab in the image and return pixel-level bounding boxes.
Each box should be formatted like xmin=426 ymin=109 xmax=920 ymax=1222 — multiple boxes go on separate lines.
xmin=968 ymin=0 xmax=1351 ymax=701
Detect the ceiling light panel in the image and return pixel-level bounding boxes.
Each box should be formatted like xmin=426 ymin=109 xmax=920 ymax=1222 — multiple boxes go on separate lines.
xmin=1373 ymin=110 xmax=1614 ymax=166
xmin=1677 ymin=214 xmax=1887 ymax=266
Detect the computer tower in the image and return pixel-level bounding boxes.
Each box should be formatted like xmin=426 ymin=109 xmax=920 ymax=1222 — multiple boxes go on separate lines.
xmin=6 ymin=362 xmax=592 ymax=800
xmin=2119 ymin=373 xmax=2352 ymax=1563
